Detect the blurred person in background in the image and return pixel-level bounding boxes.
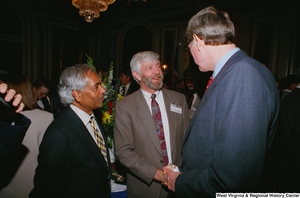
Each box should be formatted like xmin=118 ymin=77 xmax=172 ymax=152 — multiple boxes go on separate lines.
xmin=119 ymin=67 xmax=140 ymax=96
xmin=271 ymin=73 xmax=300 ymax=192
xmin=0 ymin=73 xmax=53 ymax=197
xmin=32 ymin=77 xmax=52 ymax=112
xmin=0 ymin=82 xmax=31 ymax=190
xmin=279 ymin=74 xmax=297 ymax=100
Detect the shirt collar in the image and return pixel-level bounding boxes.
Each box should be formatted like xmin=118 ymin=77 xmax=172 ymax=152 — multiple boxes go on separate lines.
xmin=70 ymin=104 xmax=94 ymax=126
xmin=213 ymin=47 xmax=240 ymax=79
xmin=141 ymin=89 xmax=162 ymax=99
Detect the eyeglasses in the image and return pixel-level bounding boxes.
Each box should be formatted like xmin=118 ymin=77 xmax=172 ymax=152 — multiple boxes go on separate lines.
xmin=37 ymin=90 xmax=48 ymax=97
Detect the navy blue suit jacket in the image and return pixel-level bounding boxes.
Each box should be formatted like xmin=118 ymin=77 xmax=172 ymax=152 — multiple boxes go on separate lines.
xmin=0 ymin=114 xmax=31 ymax=189
xmin=0 ymin=114 xmax=30 ymax=161
xmin=30 ymin=106 xmax=111 ymax=198
xmin=176 ymin=50 xmax=280 ymax=197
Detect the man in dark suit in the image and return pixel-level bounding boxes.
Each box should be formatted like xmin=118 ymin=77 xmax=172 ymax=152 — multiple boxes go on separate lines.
xmin=30 ymin=65 xmax=111 ymax=197
xmin=164 ymin=6 xmax=280 ymax=197
xmin=114 ymin=51 xmax=190 ymax=198
xmin=272 ymin=73 xmax=300 ymax=192
xmin=278 ymin=74 xmax=296 ymax=100
xmin=119 ymin=67 xmax=139 ymax=96
xmin=32 ymin=78 xmax=52 ymax=112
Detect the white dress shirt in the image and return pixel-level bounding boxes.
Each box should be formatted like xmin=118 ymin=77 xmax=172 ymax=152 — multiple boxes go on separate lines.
xmin=141 ymin=89 xmax=172 ymax=164
xmin=70 ymin=104 xmax=103 ymax=144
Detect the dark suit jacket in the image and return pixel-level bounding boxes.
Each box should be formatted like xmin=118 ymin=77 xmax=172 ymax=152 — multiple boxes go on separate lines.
xmin=0 ymin=114 xmax=31 ymax=189
xmin=125 ymin=81 xmax=140 ymax=96
xmin=0 ymin=114 xmax=31 ymax=161
xmin=29 ymin=106 xmax=111 ymax=198
xmin=37 ymin=96 xmax=52 ymax=112
xmin=176 ymin=50 xmax=280 ymax=197
xmin=273 ymin=87 xmax=300 ymax=192
xmin=114 ymin=88 xmax=190 ymax=198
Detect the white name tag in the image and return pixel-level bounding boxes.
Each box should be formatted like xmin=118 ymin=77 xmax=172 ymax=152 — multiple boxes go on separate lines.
xmin=170 ymin=103 xmax=182 ymax=114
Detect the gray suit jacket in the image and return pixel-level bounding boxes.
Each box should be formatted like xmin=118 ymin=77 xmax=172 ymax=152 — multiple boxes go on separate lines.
xmin=114 ymin=88 xmax=189 ymax=198
xmin=176 ymin=50 xmax=280 ymax=197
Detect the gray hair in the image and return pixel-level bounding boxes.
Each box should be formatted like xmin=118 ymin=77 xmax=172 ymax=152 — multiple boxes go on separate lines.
xmin=186 ymin=6 xmax=236 ymax=46
xmin=58 ymin=64 xmax=96 ymax=106
xmin=130 ymin=51 xmax=160 ymax=84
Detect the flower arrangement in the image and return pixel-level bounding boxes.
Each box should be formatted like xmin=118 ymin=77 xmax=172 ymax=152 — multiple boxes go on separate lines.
xmin=86 ymin=55 xmax=124 ymax=149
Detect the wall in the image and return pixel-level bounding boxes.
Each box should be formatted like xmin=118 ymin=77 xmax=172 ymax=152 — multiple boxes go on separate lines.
xmin=0 ymin=0 xmax=299 ymax=86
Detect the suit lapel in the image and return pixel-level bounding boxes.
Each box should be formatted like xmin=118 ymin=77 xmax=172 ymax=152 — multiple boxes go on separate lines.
xmin=183 ymin=50 xmax=245 ymax=145
xmin=66 ymin=107 xmax=109 ymax=169
xmin=135 ymin=90 xmax=163 ymax=158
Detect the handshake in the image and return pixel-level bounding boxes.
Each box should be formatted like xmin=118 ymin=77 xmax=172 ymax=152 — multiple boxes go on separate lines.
xmin=154 ymin=164 xmax=181 ymax=192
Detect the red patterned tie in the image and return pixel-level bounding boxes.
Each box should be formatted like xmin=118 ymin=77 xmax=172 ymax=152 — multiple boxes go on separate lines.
xmin=151 ymin=94 xmax=169 ymax=165
xmin=205 ymin=76 xmax=213 ymax=93
xmin=188 ymin=94 xmax=194 ymax=109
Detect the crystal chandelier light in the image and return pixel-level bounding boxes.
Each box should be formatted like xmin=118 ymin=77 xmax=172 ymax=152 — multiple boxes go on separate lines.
xmin=72 ymin=0 xmax=115 ymax=22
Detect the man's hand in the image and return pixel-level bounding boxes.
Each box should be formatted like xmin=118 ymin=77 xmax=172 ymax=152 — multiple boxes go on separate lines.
xmin=0 ymin=83 xmax=24 ymax=113
xmin=153 ymin=168 xmax=167 ymax=184
xmin=162 ymin=164 xmax=181 ymax=192
xmin=167 ymin=171 xmax=181 ymax=192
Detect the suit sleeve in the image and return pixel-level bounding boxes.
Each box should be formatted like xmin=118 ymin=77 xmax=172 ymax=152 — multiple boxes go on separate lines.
xmin=30 ymin=124 xmax=73 ymax=197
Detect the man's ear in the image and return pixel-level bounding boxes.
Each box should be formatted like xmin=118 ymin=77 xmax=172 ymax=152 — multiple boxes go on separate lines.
xmin=193 ymin=34 xmax=204 ymax=51
xmin=72 ymin=90 xmax=81 ymax=103
xmin=132 ymin=71 xmax=141 ymax=82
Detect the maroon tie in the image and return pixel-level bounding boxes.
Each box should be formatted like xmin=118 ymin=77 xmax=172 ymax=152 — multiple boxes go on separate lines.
xmin=151 ymin=94 xmax=169 ymax=165
xmin=205 ymin=76 xmax=213 ymax=93
xmin=188 ymin=94 xmax=194 ymax=109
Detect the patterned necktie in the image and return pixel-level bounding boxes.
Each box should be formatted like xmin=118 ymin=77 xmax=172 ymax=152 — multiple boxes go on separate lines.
xmin=205 ymin=76 xmax=213 ymax=93
xmin=122 ymin=86 xmax=126 ymax=96
xmin=89 ymin=116 xmax=108 ymax=164
xmin=151 ymin=94 xmax=169 ymax=165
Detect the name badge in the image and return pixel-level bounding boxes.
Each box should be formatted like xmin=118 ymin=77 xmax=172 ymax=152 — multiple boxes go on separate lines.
xmin=170 ymin=103 xmax=182 ymax=114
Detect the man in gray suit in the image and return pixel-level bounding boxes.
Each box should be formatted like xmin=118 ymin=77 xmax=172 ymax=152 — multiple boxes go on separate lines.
xmin=165 ymin=6 xmax=280 ymax=197
xmin=30 ymin=65 xmax=111 ymax=197
xmin=114 ymin=51 xmax=190 ymax=198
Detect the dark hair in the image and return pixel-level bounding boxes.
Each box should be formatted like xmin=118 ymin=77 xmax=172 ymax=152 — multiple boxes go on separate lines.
xmin=120 ymin=68 xmax=132 ymax=78
xmin=33 ymin=77 xmax=52 ymax=90
xmin=279 ymin=74 xmax=296 ymax=90
xmin=0 ymin=70 xmax=9 ymax=83
xmin=6 ymin=72 xmax=39 ymax=110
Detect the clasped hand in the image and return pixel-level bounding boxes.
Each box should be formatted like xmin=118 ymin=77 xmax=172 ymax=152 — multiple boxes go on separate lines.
xmin=160 ymin=164 xmax=181 ymax=192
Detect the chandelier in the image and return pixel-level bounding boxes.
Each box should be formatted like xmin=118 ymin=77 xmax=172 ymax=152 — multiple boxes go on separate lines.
xmin=72 ymin=0 xmax=115 ymax=22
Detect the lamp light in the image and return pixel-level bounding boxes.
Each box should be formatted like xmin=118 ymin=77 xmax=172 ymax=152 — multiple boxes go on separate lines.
xmin=162 ymin=64 xmax=168 ymax=71
xmin=72 ymin=0 xmax=115 ymax=22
